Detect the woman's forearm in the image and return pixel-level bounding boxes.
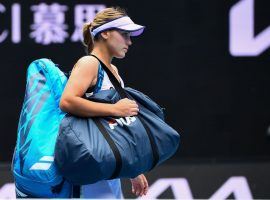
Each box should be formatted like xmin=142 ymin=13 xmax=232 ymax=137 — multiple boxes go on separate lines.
xmin=60 ymin=96 xmax=116 ymax=117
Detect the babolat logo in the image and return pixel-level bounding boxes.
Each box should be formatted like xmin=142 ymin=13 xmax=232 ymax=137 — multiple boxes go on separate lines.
xmin=30 ymin=156 xmax=54 ymax=170
xmin=108 ymin=116 xmax=136 ymax=130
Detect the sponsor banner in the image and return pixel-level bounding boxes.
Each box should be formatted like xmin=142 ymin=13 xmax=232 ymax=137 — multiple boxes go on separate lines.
xmin=1 ymin=161 xmax=270 ymax=199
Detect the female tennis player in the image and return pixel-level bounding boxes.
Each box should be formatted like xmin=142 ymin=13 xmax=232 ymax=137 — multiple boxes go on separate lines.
xmin=60 ymin=7 xmax=148 ymax=198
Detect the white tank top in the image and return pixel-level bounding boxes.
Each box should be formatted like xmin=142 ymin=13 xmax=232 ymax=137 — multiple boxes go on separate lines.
xmin=101 ymin=68 xmax=125 ymax=90
xmin=85 ymin=64 xmax=124 ymax=97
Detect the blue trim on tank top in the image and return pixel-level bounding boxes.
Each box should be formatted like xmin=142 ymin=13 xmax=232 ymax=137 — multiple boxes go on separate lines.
xmin=93 ymin=64 xmax=104 ymax=94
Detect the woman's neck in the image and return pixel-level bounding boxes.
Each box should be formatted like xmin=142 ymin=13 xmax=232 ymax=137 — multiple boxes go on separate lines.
xmin=91 ymin=45 xmax=113 ymax=68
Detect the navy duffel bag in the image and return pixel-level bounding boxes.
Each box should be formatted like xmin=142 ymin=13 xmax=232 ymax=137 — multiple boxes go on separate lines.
xmin=55 ymin=57 xmax=180 ymax=185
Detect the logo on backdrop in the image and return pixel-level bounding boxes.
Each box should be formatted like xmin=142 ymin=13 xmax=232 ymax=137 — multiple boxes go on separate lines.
xmin=229 ymin=0 xmax=270 ymax=56
xmin=0 ymin=176 xmax=253 ymax=199
xmin=0 ymin=3 xmax=105 ymax=45
xmin=139 ymin=177 xmax=253 ymax=199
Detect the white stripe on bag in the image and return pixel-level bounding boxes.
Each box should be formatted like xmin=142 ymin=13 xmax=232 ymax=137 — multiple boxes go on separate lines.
xmin=40 ymin=156 xmax=54 ymax=162
xmin=30 ymin=162 xmax=51 ymax=170
xmin=29 ymin=156 xmax=54 ymax=170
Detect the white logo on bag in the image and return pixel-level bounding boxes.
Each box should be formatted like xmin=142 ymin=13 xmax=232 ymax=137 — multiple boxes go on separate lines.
xmin=29 ymin=156 xmax=54 ymax=170
xmin=108 ymin=116 xmax=136 ymax=130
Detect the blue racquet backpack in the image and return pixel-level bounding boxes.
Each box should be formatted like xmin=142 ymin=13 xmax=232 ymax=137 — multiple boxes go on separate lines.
xmin=12 ymin=58 xmax=72 ymax=198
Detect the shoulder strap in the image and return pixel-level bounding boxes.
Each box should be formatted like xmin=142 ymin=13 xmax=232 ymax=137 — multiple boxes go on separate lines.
xmin=90 ymin=54 xmax=127 ymax=99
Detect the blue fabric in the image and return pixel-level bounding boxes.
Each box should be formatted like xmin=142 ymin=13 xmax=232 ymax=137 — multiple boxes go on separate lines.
xmin=55 ymin=88 xmax=180 ymax=185
xmin=93 ymin=64 xmax=105 ymax=94
xmin=12 ymin=58 xmax=72 ymax=197
xmin=82 ymin=179 xmax=122 ymax=199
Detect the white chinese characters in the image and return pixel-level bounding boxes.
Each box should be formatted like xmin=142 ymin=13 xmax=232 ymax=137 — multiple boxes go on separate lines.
xmin=71 ymin=4 xmax=105 ymax=42
xmin=30 ymin=3 xmax=68 ymax=45
xmin=0 ymin=3 xmax=21 ymax=43
xmin=0 ymin=3 xmax=106 ymax=45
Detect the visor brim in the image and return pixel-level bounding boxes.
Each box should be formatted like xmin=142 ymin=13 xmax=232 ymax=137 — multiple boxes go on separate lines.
xmin=116 ymin=24 xmax=145 ymax=36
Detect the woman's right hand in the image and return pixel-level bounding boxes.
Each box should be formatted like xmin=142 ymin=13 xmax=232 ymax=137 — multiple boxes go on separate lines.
xmin=113 ymin=98 xmax=139 ymax=117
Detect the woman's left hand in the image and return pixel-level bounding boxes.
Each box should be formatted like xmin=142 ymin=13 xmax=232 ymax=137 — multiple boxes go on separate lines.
xmin=130 ymin=174 xmax=149 ymax=196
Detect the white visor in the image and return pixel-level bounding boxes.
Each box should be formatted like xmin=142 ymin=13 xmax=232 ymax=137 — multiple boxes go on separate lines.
xmin=91 ymin=16 xmax=145 ymax=37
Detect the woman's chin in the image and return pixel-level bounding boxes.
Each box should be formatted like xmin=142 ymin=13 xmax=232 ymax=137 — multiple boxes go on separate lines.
xmin=115 ymin=53 xmax=126 ymax=59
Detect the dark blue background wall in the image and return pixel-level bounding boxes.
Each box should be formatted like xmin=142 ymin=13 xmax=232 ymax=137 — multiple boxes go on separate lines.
xmin=1 ymin=0 xmax=270 ymax=162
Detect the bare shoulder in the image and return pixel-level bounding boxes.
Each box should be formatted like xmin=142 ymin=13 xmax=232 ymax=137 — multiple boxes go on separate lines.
xmin=75 ymin=55 xmax=99 ymax=69
xmin=70 ymin=56 xmax=100 ymax=81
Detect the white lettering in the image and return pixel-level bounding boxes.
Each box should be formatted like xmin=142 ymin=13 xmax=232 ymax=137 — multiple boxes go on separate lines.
xmin=209 ymin=177 xmax=253 ymax=200
xmin=115 ymin=118 xmax=124 ymax=127
xmin=71 ymin=4 xmax=106 ymax=42
xmin=109 ymin=117 xmax=136 ymax=129
xmin=139 ymin=178 xmax=193 ymax=199
xmin=229 ymin=0 xmax=270 ymax=56
xmin=0 ymin=183 xmax=15 ymax=198
xmin=30 ymin=3 xmax=69 ymax=45
xmin=11 ymin=3 xmax=21 ymax=43
xmin=115 ymin=116 xmax=136 ymax=127
xmin=0 ymin=3 xmax=8 ymax=43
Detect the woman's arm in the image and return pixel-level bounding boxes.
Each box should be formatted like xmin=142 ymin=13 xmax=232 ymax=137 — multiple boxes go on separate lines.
xmin=60 ymin=56 xmax=112 ymax=117
xmin=60 ymin=56 xmax=139 ymax=117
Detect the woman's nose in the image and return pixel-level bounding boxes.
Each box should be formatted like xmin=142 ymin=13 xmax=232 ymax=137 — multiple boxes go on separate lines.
xmin=127 ymin=37 xmax=132 ymax=46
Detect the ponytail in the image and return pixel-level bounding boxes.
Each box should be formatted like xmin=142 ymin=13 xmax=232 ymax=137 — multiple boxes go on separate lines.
xmin=82 ymin=22 xmax=94 ymax=54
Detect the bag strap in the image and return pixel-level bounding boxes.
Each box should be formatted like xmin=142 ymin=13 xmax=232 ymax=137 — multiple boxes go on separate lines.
xmin=90 ymin=54 xmax=127 ymax=99
xmin=93 ymin=118 xmax=122 ymax=179
xmin=72 ymin=185 xmax=81 ymax=198
xmin=90 ymin=54 xmax=159 ymax=170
